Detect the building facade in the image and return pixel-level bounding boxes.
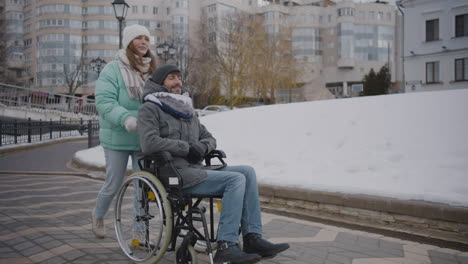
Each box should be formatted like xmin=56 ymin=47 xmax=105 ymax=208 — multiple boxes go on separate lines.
xmin=1 ymin=0 xmax=27 ymax=87
xmin=398 ymin=0 xmax=468 ymax=93
xmin=1 ymin=0 xmax=402 ymax=101
xmin=257 ymin=0 xmax=400 ymax=100
xmin=22 ymin=0 xmax=178 ymax=95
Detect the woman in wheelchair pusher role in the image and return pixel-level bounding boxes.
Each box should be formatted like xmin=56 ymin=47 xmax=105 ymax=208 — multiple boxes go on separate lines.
xmin=134 ymin=64 xmax=290 ymax=264
xmin=91 ymin=24 xmax=157 ymax=239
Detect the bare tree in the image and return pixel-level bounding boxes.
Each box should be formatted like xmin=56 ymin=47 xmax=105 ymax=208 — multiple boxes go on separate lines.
xmin=63 ymin=41 xmax=86 ymax=96
xmin=191 ymin=11 xmax=299 ymax=107
xmin=209 ymin=12 xmax=257 ymax=107
xmin=243 ymin=15 xmax=299 ymax=104
xmin=63 ymin=41 xmax=86 ymax=111
xmin=186 ymin=10 xmax=227 ymax=107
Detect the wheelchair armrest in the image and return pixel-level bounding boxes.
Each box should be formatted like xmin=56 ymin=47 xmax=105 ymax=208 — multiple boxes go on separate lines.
xmin=138 ymin=151 xmax=172 ymax=170
xmin=204 ymin=150 xmax=227 ymax=167
xmin=159 ymin=151 xmax=174 ymax=162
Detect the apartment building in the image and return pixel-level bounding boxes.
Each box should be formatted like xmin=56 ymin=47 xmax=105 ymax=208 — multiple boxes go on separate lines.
xmin=2 ymin=0 xmax=401 ymax=101
xmin=257 ymin=0 xmax=400 ymax=100
xmin=398 ymin=0 xmax=468 ymax=93
xmin=22 ymin=0 xmax=179 ymax=95
xmin=1 ymin=0 xmax=27 ymax=87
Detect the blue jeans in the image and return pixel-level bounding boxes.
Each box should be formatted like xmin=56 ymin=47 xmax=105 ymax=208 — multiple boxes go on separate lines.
xmin=93 ymin=147 xmax=140 ymax=219
xmin=183 ymin=165 xmax=262 ymax=243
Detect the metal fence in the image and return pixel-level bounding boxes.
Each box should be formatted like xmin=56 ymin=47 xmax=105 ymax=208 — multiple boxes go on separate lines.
xmin=0 ymin=118 xmax=100 ymax=148
xmin=0 ymin=82 xmax=98 ymax=117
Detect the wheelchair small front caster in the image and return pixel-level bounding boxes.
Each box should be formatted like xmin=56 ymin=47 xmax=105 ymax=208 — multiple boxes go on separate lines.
xmin=175 ymin=232 xmax=198 ymax=264
xmin=175 ymin=244 xmax=197 ymax=264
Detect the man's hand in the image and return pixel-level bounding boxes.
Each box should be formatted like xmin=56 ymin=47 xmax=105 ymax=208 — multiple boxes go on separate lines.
xmin=187 ymin=142 xmax=207 ymax=164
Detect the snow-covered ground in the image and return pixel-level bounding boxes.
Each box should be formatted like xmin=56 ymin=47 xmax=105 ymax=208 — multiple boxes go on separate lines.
xmin=75 ymin=89 xmax=468 ymax=207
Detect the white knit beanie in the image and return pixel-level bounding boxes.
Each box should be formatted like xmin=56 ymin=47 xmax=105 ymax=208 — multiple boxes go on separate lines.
xmin=122 ymin=24 xmax=151 ymax=49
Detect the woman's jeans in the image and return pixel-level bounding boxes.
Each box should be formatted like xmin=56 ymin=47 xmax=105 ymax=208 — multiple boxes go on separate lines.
xmin=93 ymin=147 xmax=140 ymax=219
xmin=183 ymin=165 xmax=263 ymax=243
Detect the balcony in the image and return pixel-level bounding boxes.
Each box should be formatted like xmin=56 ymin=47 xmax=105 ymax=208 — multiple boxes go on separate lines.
xmin=6 ymin=60 xmax=25 ymax=70
xmin=337 ymin=58 xmax=355 ymax=68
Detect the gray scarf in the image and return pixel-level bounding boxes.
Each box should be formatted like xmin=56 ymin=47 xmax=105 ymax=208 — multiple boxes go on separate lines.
xmin=116 ymin=49 xmax=151 ymax=100
xmin=144 ymin=92 xmax=195 ymax=119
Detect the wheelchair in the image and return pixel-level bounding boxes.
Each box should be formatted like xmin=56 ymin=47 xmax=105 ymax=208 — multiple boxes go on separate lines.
xmin=113 ymin=150 xmax=227 ymax=264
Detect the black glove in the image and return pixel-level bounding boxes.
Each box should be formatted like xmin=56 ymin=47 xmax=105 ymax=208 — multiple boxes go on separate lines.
xmin=187 ymin=142 xmax=207 ymax=164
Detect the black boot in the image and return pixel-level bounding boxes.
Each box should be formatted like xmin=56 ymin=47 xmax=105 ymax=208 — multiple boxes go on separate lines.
xmin=243 ymin=233 xmax=290 ymax=259
xmin=213 ymin=241 xmax=261 ymax=264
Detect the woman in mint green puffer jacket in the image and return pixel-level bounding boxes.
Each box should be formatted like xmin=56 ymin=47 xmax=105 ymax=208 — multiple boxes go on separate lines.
xmin=95 ymin=60 xmax=141 ymax=150
xmin=91 ymin=24 xmax=158 ymax=239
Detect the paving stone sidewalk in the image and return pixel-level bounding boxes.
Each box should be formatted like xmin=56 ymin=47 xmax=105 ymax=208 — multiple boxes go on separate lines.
xmin=1 ymin=173 xmax=467 ymax=264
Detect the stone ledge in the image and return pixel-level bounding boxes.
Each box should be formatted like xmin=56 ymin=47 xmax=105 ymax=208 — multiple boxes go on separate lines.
xmin=259 ymin=184 xmax=468 ymax=247
xmin=259 ymin=184 xmax=468 ymax=224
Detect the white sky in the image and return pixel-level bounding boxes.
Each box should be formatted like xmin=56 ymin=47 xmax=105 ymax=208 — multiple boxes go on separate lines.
xmin=75 ymin=89 xmax=468 ymax=207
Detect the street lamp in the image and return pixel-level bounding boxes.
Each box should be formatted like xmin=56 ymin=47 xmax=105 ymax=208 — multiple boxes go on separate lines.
xmin=90 ymin=57 xmax=107 ymax=76
xmin=156 ymin=42 xmax=176 ymax=63
xmin=112 ymin=0 xmax=129 ymax=49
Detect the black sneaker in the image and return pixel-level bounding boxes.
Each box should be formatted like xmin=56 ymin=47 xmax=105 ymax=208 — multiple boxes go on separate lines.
xmin=243 ymin=233 xmax=290 ymax=259
xmin=213 ymin=241 xmax=261 ymax=264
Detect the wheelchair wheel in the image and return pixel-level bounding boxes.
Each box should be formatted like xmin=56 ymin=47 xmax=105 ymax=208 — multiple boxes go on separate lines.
xmin=174 ymin=245 xmax=198 ymax=264
xmin=114 ymin=171 xmax=173 ymax=263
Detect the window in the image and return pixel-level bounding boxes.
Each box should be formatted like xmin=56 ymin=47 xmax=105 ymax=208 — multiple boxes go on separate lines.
xmin=377 ymin=12 xmax=383 ymax=20
xmin=132 ymin=6 xmax=138 ymax=13
xmin=338 ymin=8 xmax=354 ymax=17
xmin=455 ymin=58 xmax=468 ymax=81
xmin=153 ymin=7 xmax=158 ymax=14
xmin=359 ymin=11 xmax=365 ymax=19
xmin=24 ymin=39 xmax=32 ymax=47
xmin=426 ymin=19 xmax=439 ymax=41
xmin=142 ymin=6 xmax=148 ymax=14
xmin=455 ymin=14 xmax=468 ymax=37
xmin=426 ymin=61 xmax=439 ymax=83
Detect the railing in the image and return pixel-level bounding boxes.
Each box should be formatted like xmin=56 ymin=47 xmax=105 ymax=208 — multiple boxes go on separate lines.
xmin=0 ymin=118 xmax=100 ymax=148
xmin=0 ymin=83 xmax=98 ymax=119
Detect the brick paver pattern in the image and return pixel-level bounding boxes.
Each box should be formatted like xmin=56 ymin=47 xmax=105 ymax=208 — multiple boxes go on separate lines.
xmin=1 ymin=173 xmax=467 ymax=264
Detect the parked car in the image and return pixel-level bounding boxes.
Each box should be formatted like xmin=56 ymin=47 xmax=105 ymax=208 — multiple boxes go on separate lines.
xmin=237 ymin=102 xmax=265 ymax=108
xmin=198 ymin=105 xmax=231 ymax=117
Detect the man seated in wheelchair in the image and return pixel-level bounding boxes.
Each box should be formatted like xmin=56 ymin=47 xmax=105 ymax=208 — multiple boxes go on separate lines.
xmin=138 ymin=64 xmax=289 ymax=264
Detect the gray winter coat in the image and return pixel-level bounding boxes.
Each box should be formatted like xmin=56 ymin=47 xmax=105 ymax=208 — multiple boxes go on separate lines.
xmin=138 ymin=80 xmax=216 ymax=188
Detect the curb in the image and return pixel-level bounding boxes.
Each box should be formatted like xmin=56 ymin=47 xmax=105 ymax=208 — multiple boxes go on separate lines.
xmin=259 ymin=184 xmax=468 ymax=225
xmin=0 ymin=137 xmax=88 ymax=155
xmin=259 ymin=184 xmax=468 ymax=250
xmin=0 ymin=171 xmax=89 ymax=177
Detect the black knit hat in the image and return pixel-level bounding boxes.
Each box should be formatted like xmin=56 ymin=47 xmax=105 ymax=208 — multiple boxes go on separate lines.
xmin=151 ymin=64 xmax=180 ymax=85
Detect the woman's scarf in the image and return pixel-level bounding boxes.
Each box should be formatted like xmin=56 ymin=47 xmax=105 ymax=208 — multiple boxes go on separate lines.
xmin=144 ymin=92 xmax=195 ymax=119
xmin=116 ymin=49 xmax=152 ymax=100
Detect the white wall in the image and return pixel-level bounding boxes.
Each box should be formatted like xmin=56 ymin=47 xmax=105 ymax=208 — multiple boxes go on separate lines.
xmin=401 ymin=0 xmax=468 ymax=92
xmin=405 ymin=49 xmax=468 ymax=92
